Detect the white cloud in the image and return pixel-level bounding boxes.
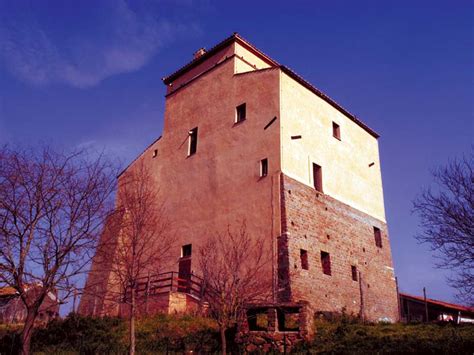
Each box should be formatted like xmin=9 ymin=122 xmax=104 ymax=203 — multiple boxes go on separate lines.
xmin=0 ymin=0 xmax=192 ymax=88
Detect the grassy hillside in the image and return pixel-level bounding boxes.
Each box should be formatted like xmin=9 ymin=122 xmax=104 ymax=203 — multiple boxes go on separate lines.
xmin=1 ymin=314 xmax=473 ymax=354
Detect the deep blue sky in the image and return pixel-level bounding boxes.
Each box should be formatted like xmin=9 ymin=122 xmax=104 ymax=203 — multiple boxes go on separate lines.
xmin=0 ymin=0 xmax=473 ymax=306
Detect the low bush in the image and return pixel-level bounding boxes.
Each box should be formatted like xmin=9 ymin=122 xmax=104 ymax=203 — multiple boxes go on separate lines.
xmin=1 ymin=313 xmax=472 ymax=354
xmin=0 ymin=313 xmax=219 ymax=354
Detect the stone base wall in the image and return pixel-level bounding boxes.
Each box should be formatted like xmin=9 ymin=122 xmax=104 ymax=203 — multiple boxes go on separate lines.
xmin=236 ymin=302 xmax=312 ymax=353
xmin=278 ymin=174 xmax=398 ymax=322
xmin=119 ymin=291 xmax=201 ymax=318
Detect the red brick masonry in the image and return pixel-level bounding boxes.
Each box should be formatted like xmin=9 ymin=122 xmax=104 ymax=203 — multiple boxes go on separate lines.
xmin=278 ymin=174 xmax=398 ymax=322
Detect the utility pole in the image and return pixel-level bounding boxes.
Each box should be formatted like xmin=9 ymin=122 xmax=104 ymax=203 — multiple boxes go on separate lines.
xmin=395 ymin=277 xmax=402 ymax=322
xmin=423 ymin=287 xmax=429 ymax=322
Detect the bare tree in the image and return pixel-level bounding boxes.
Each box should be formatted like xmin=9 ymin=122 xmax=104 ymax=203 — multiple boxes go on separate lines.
xmin=413 ymin=148 xmax=473 ymax=304
xmin=199 ymin=223 xmax=272 ymax=355
xmin=107 ymin=162 xmax=173 ymax=355
xmin=0 ymin=145 xmax=116 ymax=355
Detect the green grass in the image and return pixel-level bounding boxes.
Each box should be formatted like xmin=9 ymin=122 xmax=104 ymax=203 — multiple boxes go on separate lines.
xmin=1 ymin=313 xmax=473 ymax=354
xmin=296 ymin=319 xmax=474 ymax=354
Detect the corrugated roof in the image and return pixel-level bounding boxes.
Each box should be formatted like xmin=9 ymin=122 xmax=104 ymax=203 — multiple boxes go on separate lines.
xmin=400 ymin=292 xmax=474 ymax=313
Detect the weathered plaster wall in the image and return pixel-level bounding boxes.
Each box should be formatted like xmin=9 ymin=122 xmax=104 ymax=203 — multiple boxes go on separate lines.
xmin=81 ymin=44 xmax=282 ymax=316
xmin=279 ymin=72 xmax=386 ymax=221
xmin=278 ymin=174 xmax=398 ymax=322
xmin=156 ymin=57 xmax=281 ymax=279
xmin=166 ymin=46 xmax=234 ymax=95
xmin=78 ymin=212 xmax=123 ymax=317
xmin=234 ymin=42 xmax=272 ymax=74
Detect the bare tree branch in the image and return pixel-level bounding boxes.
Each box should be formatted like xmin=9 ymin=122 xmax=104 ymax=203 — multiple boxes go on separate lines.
xmin=0 ymin=145 xmax=117 ymax=354
xmin=199 ymin=222 xmax=272 ymax=354
xmin=413 ymin=148 xmax=474 ymax=305
xmin=96 ymin=161 xmax=174 ymax=355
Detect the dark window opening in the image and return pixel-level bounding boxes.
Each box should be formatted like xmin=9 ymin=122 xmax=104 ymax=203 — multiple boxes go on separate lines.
xmin=277 ymin=307 xmax=300 ymax=331
xmin=374 ymin=227 xmax=382 ymax=248
xmin=300 ymin=249 xmax=308 ymax=270
xmin=182 ymin=244 xmax=192 ymax=257
xmin=313 ymin=163 xmax=323 ymax=192
xmin=351 ymin=265 xmax=358 ymax=281
xmin=247 ymin=308 xmax=268 ymax=331
xmin=260 ymin=158 xmax=268 ymax=177
xmin=236 ymin=103 xmax=246 ymax=123
xmin=188 ymin=127 xmax=198 ymax=156
xmin=152 ymin=149 xmax=158 ymax=158
xmin=333 ymin=122 xmax=341 ymax=140
xmin=321 ymin=251 xmax=331 ymax=275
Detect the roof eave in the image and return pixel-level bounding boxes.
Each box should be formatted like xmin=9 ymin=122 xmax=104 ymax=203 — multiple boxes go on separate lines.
xmin=162 ymin=33 xmax=278 ymax=85
xmin=279 ymin=66 xmax=380 ymax=139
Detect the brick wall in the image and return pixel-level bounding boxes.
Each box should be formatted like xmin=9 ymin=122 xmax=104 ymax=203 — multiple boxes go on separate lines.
xmin=278 ymin=174 xmax=398 ymax=322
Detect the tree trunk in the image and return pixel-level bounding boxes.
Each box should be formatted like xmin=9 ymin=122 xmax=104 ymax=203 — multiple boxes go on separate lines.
xmin=20 ymin=309 xmax=37 ymax=355
xmin=129 ymin=290 xmax=136 ymax=355
xmin=220 ymin=326 xmax=227 ymax=355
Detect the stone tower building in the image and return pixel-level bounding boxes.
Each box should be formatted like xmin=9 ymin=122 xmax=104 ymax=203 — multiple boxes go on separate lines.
xmin=79 ymin=33 xmax=398 ymax=322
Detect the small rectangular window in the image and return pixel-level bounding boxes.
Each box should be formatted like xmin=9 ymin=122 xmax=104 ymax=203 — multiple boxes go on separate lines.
xmin=182 ymin=244 xmax=192 ymax=257
xmin=152 ymin=149 xmax=158 ymax=158
xmin=188 ymin=127 xmax=198 ymax=156
xmin=247 ymin=308 xmax=268 ymax=331
xmin=260 ymin=158 xmax=268 ymax=177
xmin=351 ymin=265 xmax=358 ymax=281
xmin=236 ymin=103 xmax=246 ymax=123
xmin=277 ymin=307 xmax=300 ymax=331
xmin=374 ymin=227 xmax=382 ymax=248
xmin=333 ymin=122 xmax=341 ymax=140
xmin=300 ymin=249 xmax=308 ymax=270
xmin=321 ymin=251 xmax=331 ymax=275
xmin=313 ymin=163 xmax=323 ymax=192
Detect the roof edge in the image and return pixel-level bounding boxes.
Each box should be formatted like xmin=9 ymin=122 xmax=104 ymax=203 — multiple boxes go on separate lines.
xmin=117 ymin=136 xmax=162 ymax=179
xmin=400 ymin=292 xmax=474 ymax=313
xmin=279 ymin=66 xmax=380 ymax=139
xmin=162 ymin=33 xmax=278 ymax=85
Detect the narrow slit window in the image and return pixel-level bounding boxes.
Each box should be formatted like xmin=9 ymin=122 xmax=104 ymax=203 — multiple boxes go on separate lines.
xmin=321 ymin=251 xmax=331 ymax=275
xmin=300 ymin=249 xmax=308 ymax=270
xmin=182 ymin=244 xmax=192 ymax=257
xmin=152 ymin=149 xmax=158 ymax=158
xmin=188 ymin=127 xmax=198 ymax=156
xmin=374 ymin=227 xmax=382 ymax=248
xmin=260 ymin=158 xmax=268 ymax=177
xmin=313 ymin=163 xmax=323 ymax=192
xmin=236 ymin=103 xmax=246 ymax=123
xmin=333 ymin=122 xmax=341 ymax=140
xmin=351 ymin=265 xmax=358 ymax=281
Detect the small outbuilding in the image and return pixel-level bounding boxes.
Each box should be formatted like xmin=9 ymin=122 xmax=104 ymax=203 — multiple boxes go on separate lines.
xmin=0 ymin=285 xmax=60 ymax=324
xmin=399 ymin=293 xmax=474 ymax=323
